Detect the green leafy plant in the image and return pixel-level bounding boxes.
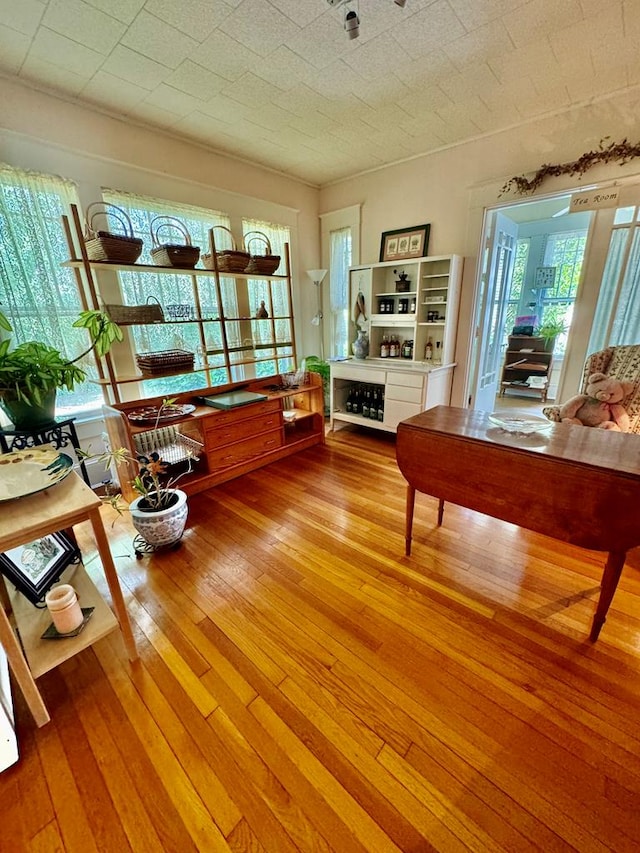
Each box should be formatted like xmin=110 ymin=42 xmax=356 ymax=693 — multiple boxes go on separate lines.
xmin=0 ymin=308 xmax=122 ymax=407
xmin=302 ymin=355 xmax=330 ymax=414
xmin=535 ymin=319 xmax=566 ymax=341
xmin=302 ymin=354 xmax=329 ymax=387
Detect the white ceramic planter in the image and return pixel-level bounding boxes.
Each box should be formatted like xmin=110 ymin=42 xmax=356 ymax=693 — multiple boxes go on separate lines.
xmin=129 ymin=489 xmax=188 ymax=547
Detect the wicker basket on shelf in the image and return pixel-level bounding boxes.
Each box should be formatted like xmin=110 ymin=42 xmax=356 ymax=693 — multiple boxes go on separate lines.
xmin=104 ymin=296 xmax=164 ymax=325
xmin=150 ymin=216 xmax=200 ymax=269
xmin=84 ymin=202 xmax=143 ymax=264
xmin=135 ymin=349 xmax=195 ymax=376
xmin=202 ymin=225 xmax=250 ymax=273
xmin=244 ymin=231 xmax=281 ymax=275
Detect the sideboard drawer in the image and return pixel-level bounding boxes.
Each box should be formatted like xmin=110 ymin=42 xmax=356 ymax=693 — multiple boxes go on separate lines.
xmin=207 ymin=429 xmax=283 ymax=469
xmin=205 ymin=411 xmax=282 ymax=446
xmin=203 ymin=398 xmax=281 ymax=428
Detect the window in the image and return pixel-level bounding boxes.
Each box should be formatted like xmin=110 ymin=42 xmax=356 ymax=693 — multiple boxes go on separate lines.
xmin=101 ymin=192 xmax=295 ymax=392
xmin=0 ymin=165 xmax=103 ymax=417
xmin=103 ymin=190 xmax=231 ymax=395
xmin=329 ymin=227 xmax=352 ymax=358
xmin=242 ymin=218 xmax=293 ymax=379
xmin=540 ymin=229 xmax=587 ymax=356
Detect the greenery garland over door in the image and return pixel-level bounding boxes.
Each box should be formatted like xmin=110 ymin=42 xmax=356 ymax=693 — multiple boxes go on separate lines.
xmin=501 ymin=138 xmax=640 ymax=196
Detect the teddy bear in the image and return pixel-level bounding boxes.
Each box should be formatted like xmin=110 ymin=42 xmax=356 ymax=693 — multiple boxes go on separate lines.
xmin=558 ymin=372 xmax=633 ymax=432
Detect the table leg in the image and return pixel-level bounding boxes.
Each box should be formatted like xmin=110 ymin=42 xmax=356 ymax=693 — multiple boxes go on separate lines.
xmin=405 ymin=485 xmax=415 ymax=556
xmin=437 ymin=498 xmax=445 ymax=526
xmin=590 ymin=550 xmax=626 ymax=642
xmin=0 ymin=603 xmax=50 ymax=727
xmin=88 ymin=508 xmax=138 ymax=662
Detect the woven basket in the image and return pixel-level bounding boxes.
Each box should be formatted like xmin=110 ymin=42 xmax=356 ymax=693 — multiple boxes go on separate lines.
xmin=202 ymin=225 xmax=250 ymax=273
xmin=244 ymin=231 xmax=281 ymax=276
xmin=84 ymin=202 xmax=143 ymax=264
xmin=150 ymin=217 xmax=200 ymax=269
xmin=104 ymin=296 xmax=164 ymax=325
xmin=136 ymin=349 xmax=195 ymax=376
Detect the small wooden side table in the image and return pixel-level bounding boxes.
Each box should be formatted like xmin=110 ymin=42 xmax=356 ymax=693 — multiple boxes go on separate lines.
xmin=0 ymin=472 xmax=137 ymax=726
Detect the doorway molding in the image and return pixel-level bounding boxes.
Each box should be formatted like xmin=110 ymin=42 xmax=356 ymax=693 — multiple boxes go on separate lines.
xmin=460 ymin=170 xmax=640 ymax=410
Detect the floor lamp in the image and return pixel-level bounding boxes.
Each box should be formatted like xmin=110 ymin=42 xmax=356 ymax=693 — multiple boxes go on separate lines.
xmin=307 ymin=269 xmax=328 ymax=361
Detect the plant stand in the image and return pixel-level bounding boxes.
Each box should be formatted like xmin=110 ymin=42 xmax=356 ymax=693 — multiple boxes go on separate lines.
xmin=132 ymin=533 xmax=183 ymax=559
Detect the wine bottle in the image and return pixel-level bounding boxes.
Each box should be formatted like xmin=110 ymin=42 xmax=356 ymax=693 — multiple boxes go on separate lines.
xmin=362 ymin=387 xmax=370 ymax=418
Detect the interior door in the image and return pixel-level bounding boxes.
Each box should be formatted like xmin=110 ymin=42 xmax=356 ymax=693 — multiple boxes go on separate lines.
xmin=470 ymin=211 xmax=519 ymax=411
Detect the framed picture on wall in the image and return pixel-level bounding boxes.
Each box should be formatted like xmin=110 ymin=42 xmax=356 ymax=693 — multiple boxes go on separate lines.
xmin=379 ymin=224 xmax=430 ymax=262
xmin=0 ymin=530 xmax=81 ymax=606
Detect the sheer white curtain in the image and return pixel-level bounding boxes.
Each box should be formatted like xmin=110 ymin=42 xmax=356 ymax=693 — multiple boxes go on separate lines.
xmin=0 ymin=164 xmax=104 ymax=414
xmin=329 ymin=227 xmax=352 ymax=358
xmin=588 ymin=208 xmax=640 ymax=352
xmin=102 ymin=189 xmax=232 ymax=392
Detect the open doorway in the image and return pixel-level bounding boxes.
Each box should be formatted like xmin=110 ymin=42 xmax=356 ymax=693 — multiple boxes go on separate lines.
xmin=469 ymin=193 xmax=591 ymax=414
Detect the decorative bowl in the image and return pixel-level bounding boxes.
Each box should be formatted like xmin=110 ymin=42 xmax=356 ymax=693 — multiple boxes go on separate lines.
xmin=488 ymin=412 xmax=551 ymax=435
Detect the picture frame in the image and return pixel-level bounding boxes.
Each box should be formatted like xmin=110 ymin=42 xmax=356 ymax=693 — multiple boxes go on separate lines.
xmin=0 ymin=530 xmax=81 ymax=606
xmin=379 ymin=224 xmax=430 ymax=262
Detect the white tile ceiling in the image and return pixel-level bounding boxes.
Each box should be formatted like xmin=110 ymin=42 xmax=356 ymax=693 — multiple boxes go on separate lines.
xmin=0 ymin=0 xmax=634 ymax=186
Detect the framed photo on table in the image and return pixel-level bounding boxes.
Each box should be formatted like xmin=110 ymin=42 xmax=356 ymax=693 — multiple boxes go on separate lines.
xmin=0 ymin=530 xmax=80 ymax=606
xmin=380 ymin=224 xmax=430 ymax=262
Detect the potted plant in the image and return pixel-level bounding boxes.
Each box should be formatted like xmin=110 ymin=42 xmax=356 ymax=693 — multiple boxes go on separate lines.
xmin=302 ymin=355 xmax=330 ymax=414
xmin=535 ymin=317 xmax=566 ymax=352
xmin=93 ymin=399 xmax=196 ymax=549
xmin=0 ymin=309 xmax=123 ymax=429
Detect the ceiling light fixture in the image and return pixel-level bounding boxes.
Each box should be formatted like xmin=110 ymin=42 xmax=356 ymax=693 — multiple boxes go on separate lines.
xmin=326 ymin=0 xmax=406 ymax=40
xmin=344 ymin=7 xmax=360 ymax=39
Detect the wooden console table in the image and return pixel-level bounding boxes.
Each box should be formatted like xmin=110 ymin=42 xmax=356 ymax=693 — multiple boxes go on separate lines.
xmin=396 ymin=406 xmax=640 ymax=641
xmin=0 ymin=472 xmax=138 ymax=726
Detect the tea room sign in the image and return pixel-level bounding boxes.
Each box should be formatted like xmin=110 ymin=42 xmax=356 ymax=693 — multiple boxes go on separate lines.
xmin=570 ymin=188 xmax=620 ymax=211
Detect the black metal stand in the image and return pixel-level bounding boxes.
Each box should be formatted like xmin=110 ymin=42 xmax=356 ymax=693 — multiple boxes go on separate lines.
xmin=132 ymin=534 xmax=183 ymax=559
xmin=0 ymin=417 xmax=91 ymax=486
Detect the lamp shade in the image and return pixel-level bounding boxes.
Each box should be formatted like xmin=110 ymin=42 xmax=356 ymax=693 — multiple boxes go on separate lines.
xmin=306 ymin=269 xmax=328 ymax=284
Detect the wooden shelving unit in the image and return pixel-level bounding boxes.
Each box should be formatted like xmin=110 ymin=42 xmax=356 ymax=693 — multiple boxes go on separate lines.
xmin=499 ymin=335 xmax=553 ymax=402
xmin=61 ymin=204 xmax=297 ymax=405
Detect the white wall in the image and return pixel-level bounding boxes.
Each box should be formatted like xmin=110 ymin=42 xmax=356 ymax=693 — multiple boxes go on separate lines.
xmin=319 ymin=87 xmax=640 ymax=405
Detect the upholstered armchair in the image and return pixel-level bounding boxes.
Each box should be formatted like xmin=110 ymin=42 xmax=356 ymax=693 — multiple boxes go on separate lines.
xmin=543 ymin=344 xmax=640 ymax=433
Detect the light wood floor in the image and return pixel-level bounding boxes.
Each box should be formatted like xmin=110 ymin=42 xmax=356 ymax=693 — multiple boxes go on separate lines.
xmin=3 ymin=426 xmax=640 ymax=852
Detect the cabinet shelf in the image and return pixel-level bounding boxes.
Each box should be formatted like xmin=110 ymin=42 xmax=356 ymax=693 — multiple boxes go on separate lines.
xmin=62 ymin=259 xmax=288 ymax=281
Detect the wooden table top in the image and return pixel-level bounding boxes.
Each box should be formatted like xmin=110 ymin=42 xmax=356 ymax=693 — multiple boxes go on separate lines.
xmin=399 ymin=406 xmax=640 ymax=479
xmin=0 ymin=472 xmax=101 ymax=553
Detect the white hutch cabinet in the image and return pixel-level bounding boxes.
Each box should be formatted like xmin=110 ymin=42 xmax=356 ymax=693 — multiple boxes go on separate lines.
xmin=330 ymin=254 xmax=463 ymax=433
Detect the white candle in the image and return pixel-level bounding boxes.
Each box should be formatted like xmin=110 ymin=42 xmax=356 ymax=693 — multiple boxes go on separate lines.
xmin=45 ymin=584 xmax=83 ymax=634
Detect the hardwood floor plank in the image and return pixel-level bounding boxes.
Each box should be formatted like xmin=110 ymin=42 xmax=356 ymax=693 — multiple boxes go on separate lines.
xmin=209 ymin=706 xmax=336 ymax=853
xmin=125 ymin=594 xmax=218 ymax=717
xmin=279 ymin=675 xmax=472 ymax=852
xmin=250 ymin=697 xmax=406 ymax=853
xmin=94 ymin=635 xmax=231 ymax=852
xmin=28 ymin=820 xmax=65 ymax=853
